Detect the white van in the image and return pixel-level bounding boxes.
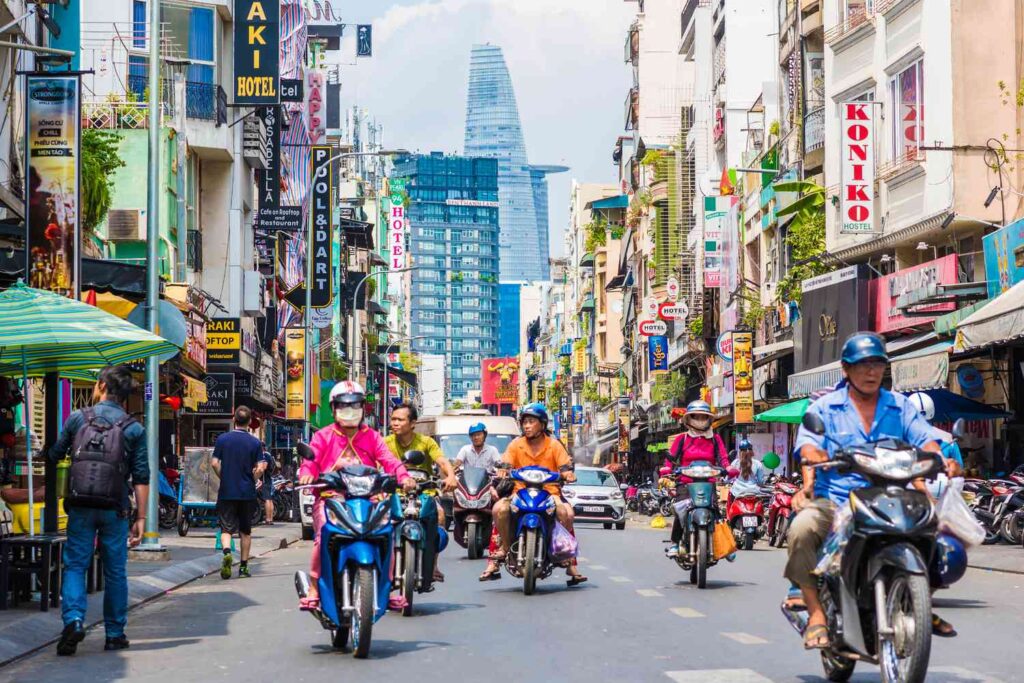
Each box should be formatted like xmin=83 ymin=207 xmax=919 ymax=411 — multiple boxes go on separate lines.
xmin=414 ymin=409 xmax=521 ymax=461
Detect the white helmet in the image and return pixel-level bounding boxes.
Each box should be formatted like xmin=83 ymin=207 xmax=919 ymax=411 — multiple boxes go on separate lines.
xmin=329 ymin=380 xmax=365 ymax=406
xmin=908 ymin=392 xmax=935 ymax=422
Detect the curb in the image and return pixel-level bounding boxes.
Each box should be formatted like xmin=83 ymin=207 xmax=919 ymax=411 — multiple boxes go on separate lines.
xmin=0 ymin=528 xmax=301 ymax=667
xmin=967 ymin=561 xmax=1024 ymax=576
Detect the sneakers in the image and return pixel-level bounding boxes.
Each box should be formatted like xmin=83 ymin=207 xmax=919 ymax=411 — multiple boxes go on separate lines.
xmin=56 ymin=620 xmax=85 ymax=656
xmin=104 ymin=635 xmax=130 ymax=651
xmin=220 ymin=552 xmax=233 ymax=580
xmin=239 ymin=564 xmax=251 ymax=578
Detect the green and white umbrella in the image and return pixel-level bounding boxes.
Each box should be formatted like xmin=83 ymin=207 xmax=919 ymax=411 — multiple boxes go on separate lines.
xmin=0 ymin=282 xmax=176 ymax=534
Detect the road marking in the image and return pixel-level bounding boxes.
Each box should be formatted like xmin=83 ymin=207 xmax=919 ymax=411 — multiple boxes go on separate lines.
xmin=721 ymin=632 xmax=769 ymax=645
xmin=665 ymin=669 xmax=773 ymax=683
xmin=930 ymin=667 xmax=1007 ymax=683
xmin=636 ymin=588 xmax=663 ymax=597
xmin=609 ymin=576 xmax=632 ymax=583
xmin=576 ymin=556 xmax=589 ymax=563
xmin=588 ymin=564 xmax=608 ymax=570
xmin=669 ymin=607 xmax=705 ymax=618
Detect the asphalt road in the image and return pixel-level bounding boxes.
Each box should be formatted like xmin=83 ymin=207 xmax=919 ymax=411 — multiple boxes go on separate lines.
xmin=3 ymin=521 xmax=1022 ymax=682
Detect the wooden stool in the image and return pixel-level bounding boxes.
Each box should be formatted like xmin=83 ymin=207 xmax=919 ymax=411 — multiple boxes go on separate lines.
xmin=0 ymin=534 xmax=66 ymax=611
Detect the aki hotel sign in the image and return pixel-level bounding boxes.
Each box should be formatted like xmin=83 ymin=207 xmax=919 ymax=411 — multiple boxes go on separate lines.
xmin=233 ymin=0 xmax=280 ymax=105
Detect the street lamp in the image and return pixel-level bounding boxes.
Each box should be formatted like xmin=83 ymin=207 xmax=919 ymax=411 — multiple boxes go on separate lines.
xmin=350 ymin=266 xmax=420 ymax=380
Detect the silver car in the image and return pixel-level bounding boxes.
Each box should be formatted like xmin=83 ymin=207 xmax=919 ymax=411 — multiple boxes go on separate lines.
xmin=563 ymin=466 xmax=626 ymax=530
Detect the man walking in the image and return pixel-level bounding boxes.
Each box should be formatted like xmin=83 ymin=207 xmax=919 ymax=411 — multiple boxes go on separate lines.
xmin=259 ymin=449 xmax=276 ymax=525
xmin=211 ymin=406 xmax=266 ymax=579
xmin=48 ymin=365 xmax=148 ymax=656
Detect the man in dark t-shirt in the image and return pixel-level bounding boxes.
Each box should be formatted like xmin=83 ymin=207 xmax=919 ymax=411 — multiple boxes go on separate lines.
xmin=212 ymin=406 xmax=265 ymax=579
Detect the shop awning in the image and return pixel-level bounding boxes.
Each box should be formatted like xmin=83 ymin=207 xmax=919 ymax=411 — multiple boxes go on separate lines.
xmin=0 ymin=251 xmax=147 ymax=298
xmin=788 ymin=360 xmax=842 ymax=398
xmin=340 ymin=218 xmax=375 ymax=250
xmin=580 ymin=294 xmax=595 ymax=311
xmin=753 ymin=339 xmax=793 ymax=357
xmin=891 ymin=341 xmax=953 ymax=392
xmin=954 ymin=280 xmax=1024 ymax=352
xmin=367 ymin=300 xmax=386 ymax=316
xmin=898 ymin=388 xmax=1009 ymax=422
xmin=586 ymin=194 xmax=629 ymax=210
xmin=579 ymin=252 xmax=595 ymax=268
xmin=754 ymin=398 xmax=810 ymax=424
xmin=387 ymin=364 xmax=418 ymax=389
xmin=934 ymin=299 xmax=989 ymax=337
xmin=369 ymin=252 xmax=387 ymax=268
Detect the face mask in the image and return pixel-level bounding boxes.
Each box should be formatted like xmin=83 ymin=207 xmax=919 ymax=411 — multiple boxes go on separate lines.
xmin=334 ymin=406 xmax=362 ymax=427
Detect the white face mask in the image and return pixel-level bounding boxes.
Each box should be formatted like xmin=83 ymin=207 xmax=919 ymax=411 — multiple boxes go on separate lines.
xmin=334 ymin=406 xmax=363 ymax=427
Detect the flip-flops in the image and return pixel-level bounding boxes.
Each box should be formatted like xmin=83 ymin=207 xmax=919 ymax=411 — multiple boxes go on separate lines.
xmin=566 ymin=575 xmax=588 ymax=587
xmin=803 ymin=624 xmax=830 ymax=649
xmin=932 ymin=614 xmax=958 ymax=637
xmin=299 ymin=595 xmax=320 ymax=611
xmin=479 ymin=565 xmax=502 ymax=581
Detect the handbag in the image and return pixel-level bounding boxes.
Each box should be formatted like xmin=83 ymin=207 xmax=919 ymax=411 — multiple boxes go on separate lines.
xmin=712 ymin=520 xmax=737 ymax=560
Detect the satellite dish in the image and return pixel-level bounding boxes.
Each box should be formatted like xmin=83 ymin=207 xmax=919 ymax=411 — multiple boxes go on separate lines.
xmin=127 ymin=300 xmax=188 ymax=362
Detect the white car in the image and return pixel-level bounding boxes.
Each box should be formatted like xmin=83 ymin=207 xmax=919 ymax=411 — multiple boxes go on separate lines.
xmin=563 ymin=466 xmax=627 ymax=530
xmin=300 ymin=489 xmax=314 ymax=540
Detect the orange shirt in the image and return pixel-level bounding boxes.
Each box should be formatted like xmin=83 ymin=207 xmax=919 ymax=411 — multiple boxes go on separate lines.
xmin=503 ymin=435 xmax=571 ymax=496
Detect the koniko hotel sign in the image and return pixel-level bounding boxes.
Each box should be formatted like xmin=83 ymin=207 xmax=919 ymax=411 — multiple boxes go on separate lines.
xmin=840 ymin=102 xmax=875 ymax=235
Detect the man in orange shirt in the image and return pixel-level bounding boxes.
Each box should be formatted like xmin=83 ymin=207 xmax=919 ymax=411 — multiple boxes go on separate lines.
xmin=481 ymin=404 xmax=587 ymax=585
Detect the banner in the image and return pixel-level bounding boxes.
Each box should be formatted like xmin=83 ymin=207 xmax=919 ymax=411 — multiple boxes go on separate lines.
xmin=285 ymin=328 xmax=306 ymax=419
xmin=840 ymin=101 xmax=875 ymax=234
xmin=703 ymin=196 xmax=733 ymax=287
xmin=732 ymin=330 xmax=754 ymax=424
xmin=648 ymin=335 xmax=668 ymax=374
xmin=207 ymin=318 xmax=241 ymax=364
xmin=309 ymin=145 xmax=333 ymax=308
xmin=26 ymin=75 xmax=80 ymax=297
xmin=982 ymin=219 xmax=1024 ymax=298
xmin=481 ymin=357 xmax=519 ymax=405
xmin=233 ymin=0 xmax=280 ymax=105
xmin=617 ymin=400 xmax=630 ymax=455
xmin=870 ymin=254 xmax=957 ymax=334
xmin=356 ymin=24 xmax=373 ymax=57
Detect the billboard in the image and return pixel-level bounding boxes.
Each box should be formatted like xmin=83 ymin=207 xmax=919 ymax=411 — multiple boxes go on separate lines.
xmin=26 ymin=75 xmax=80 ymax=297
xmin=233 ymin=0 xmax=280 ymax=105
xmin=982 ymin=219 xmax=1024 ymax=298
xmin=870 ymin=254 xmax=958 ymax=334
xmin=794 ymin=266 xmax=869 ymax=372
xmin=285 ymin=328 xmax=306 ymax=420
xmin=732 ymin=330 xmax=754 ymax=424
xmin=840 ymin=101 xmax=876 ymax=234
xmin=481 ymin=357 xmax=519 ymax=405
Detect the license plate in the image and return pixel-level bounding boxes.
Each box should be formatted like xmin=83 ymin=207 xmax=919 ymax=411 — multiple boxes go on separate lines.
xmin=742 ymin=515 xmax=758 ymax=528
xmin=582 ymin=506 xmax=605 ymax=513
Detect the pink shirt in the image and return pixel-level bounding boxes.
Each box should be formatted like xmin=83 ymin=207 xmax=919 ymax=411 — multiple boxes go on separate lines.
xmin=299 ymin=424 xmax=410 ymax=482
xmin=662 ymin=432 xmax=730 ymax=483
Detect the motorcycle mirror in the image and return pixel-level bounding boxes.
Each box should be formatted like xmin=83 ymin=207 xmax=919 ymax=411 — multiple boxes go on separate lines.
xmin=619 ymin=483 xmax=628 ymax=491
xmin=295 ymin=442 xmax=315 ymax=461
xmin=951 ymin=418 xmax=966 ymax=442
xmin=404 ymin=450 xmax=426 ymax=466
xmin=801 ymin=412 xmax=827 ymax=437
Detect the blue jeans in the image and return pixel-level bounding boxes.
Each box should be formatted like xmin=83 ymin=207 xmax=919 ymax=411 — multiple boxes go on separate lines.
xmin=61 ymin=508 xmax=129 ymax=637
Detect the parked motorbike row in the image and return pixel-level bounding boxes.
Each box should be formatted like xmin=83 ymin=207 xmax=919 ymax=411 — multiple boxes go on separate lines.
xmin=962 ymin=466 xmax=1024 ymax=547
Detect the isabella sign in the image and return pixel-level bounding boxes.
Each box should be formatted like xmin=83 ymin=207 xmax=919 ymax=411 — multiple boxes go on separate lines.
xmin=840 ymin=102 xmax=875 ymax=235
xmin=481 ymin=357 xmax=519 ymax=405
xmin=870 ymin=254 xmax=958 ymax=334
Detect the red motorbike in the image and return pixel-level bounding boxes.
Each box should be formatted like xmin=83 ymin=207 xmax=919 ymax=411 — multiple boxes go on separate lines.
xmin=766 ymin=479 xmax=800 ymax=548
xmin=453 ymin=465 xmax=497 ymax=559
xmin=726 ymin=493 xmax=766 ymax=551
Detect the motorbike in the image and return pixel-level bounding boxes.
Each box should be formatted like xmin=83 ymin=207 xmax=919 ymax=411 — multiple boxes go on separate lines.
xmin=292 ymin=443 xmax=400 ymax=658
xmin=272 ymin=475 xmax=297 ymax=522
xmin=970 ymin=479 xmax=1024 ymax=545
xmin=726 ymin=491 xmax=766 ymax=550
xmin=504 ymin=465 xmax=561 ymax=595
xmin=393 ymin=452 xmax=445 ymax=617
xmin=767 ymin=478 xmax=801 ymax=548
xmin=665 ymin=461 xmax=726 ymax=589
xmin=781 ymin=413 xmax=964 ymax=683
xmin=453 ymin=465 xmax=496 ymax=559
xmin=157 ymin=468 xmax=179 ymax=530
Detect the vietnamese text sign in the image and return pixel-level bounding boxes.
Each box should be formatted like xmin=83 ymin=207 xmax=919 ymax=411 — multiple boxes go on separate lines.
xmin=840 ymin=102 xmax=875 ymax=234
xmin=233 ymin=0 xmax=280 ymax=105
xmin=207 ymin=318 xmax=241 ymax=364
xmin=481 ymin=357 xmax=519 ymax=405
xmin=310 ymin=146 xmax=333 ymax=308
xmin=732 ymin=331 xmax=754 ymax=424
xmin=285 ymin=328 xmax=306 ymax=420
xmin=703 ymin=196 xmax=733 ymax=287
xmin=870 ymin=254 xmax=957 ymax=334
xmin=26 ymin=75 xmax=80 ymax=297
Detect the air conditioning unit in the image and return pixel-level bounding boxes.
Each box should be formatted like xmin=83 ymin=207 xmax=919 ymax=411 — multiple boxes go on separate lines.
xmin=243 ymin=270 xmax=264 ymax=315
xmin=106 ymin=209 xmax=147 ymax=241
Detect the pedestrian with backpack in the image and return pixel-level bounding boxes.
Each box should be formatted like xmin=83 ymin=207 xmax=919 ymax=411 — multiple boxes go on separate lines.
xmin=211 ymin=406 xmax=266 ymax=579
xmin=46 ymin=365 xmax=149 ymax=656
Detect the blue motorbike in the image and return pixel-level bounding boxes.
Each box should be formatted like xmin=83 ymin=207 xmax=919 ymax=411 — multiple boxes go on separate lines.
xmin=393 ymin=451 xmax=448 ymax=617
xmin=505 ymin=465 xmax=561 ymax=595
xmin=293 ymin=444 xmax=400 ymax=658
xmin=665 ymin=461 xmax=726 ymax=589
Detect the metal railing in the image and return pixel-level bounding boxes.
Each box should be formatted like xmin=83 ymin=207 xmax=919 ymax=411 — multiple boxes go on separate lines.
xmin=803 ymin=106 xmax=825 ymax=153
xmin=824 ymin=6 xmax=873 ymax=45
xmin=125 ymin=75 xmax=226 ymax=123
xmin=187 ymin=229 xmax=202 ymax=272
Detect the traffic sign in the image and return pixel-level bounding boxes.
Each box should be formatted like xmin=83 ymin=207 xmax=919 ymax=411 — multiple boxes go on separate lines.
xmin=639 ymin=319 xmax=668 ymax=336
xmin=658 ymin=301 xmax=688 ymax=321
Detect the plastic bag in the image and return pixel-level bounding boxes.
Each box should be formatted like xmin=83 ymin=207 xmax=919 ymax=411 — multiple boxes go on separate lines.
xmin=936 ymin=478 xmax=986 ymax=548
xmin=549 ymin=522 xmax=579 ymax=564
xmin=814 ymin=502 xmax=853 ymax=577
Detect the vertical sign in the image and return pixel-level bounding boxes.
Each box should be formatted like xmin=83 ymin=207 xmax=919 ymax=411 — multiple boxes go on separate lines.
xmin=703 ymin=196 xmax=733 ymax=288
xmin=732 ymin=330 xmax=754 ymax=424
xmin=26 ymin=75 xmax=80 ymax=297
xmin=285 ymin=328 xmax=306 ymax=419
xmin=840 ymin=102 xmax=875 ymax=234
xmin=648 ymin=335 xmax=669 ymax=374
xmin=305 ymin=70 xmax=325 ymax=145
xmin=310 ymin=146 xmax=333 ymax=308
xmin=356 ymin=25 xmax=373 ymax=57
xmin=233 ymin=0 xmax=280 ymax=105
xmin=388 ymin=192 xmax=407 ymax=271
xmin=257 ymin=106 xmax=280 ymax=208
xmin=666 ymin=276 xmax=679 ymax=302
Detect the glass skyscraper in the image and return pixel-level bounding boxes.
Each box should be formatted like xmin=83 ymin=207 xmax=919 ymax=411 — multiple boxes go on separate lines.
xmin=393 ymin=153 xmax=500 ymax=401
xmin=465 ymin=44 xmax=565 ymax=283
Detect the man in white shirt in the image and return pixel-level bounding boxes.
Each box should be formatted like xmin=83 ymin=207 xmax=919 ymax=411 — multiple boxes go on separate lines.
xmin=454 ymin=423 xmax=502 ymax=472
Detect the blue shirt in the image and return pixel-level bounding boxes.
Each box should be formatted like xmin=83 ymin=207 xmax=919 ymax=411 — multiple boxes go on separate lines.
xmin=212 ymin=430 xmax=263 ymax=501
xmin=794 ymin=386 xmax=936 ymax=505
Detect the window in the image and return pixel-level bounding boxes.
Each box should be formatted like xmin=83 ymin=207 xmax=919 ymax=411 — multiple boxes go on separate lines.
xmin=890 ymin=60 xmax=924 ymax=162
xmin=844 ymin=0 xmax=872 ymax=18
xmin=128 ymin=2 xmax=215 ymax=110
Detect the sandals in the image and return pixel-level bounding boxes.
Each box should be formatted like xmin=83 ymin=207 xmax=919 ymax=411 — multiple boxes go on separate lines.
xmin=479 ymin=564 xmax=502 ymax=581
xmin=932 ymin=614 xmax=958 ymax=638
xmin=803 ymin=623 xmax=830 ymax=650
xmin=433 ymin=569 xmax=446 ymax=583
xmin=566 ymin=574 xmax=589 ymax=587
xmin=299 ymin=595 xmax=320 ymax=611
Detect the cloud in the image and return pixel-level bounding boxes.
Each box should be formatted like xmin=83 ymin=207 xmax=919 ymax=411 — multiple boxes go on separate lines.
xmin=335 ymin=0 xmax=635 ymax=255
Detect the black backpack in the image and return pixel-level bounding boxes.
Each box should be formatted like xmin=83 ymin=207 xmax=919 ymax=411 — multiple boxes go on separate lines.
xmin=68 ymin=408 xmax=134 ymax=509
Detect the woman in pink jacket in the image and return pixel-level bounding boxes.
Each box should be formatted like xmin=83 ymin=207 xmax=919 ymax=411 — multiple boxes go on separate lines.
xmin=297 ymin=381 xmax=416 ymax=609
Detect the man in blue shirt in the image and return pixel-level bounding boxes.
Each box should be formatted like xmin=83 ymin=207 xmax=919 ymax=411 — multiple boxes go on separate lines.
xmin=786 ymin=333 xmax=954 ymax=650
xmin=212 ymin=406 xmax=266 ymax=579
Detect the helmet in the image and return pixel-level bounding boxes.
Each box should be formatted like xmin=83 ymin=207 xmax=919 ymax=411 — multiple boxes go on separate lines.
xmin=468 ymin=422 xmax=487 ymax=435
xmin=519 ymin=402 xmax=549 ymax=427
xmin=329 ymin=380 xmax=365 ymax=406
xmin=684 ymin=400 xmax=713 ymax=417
xmin=930 ymin=533 xmax=967 ymax=588
xmin=737 ymin=439 xmax=753 ymax=451
xmin=436 ymin=525 xmax=449 ymax=553
xmin=841 ymin=332 xmax=889 ymax=365
xmin=908 ymin=392 xmax=935 ymax=422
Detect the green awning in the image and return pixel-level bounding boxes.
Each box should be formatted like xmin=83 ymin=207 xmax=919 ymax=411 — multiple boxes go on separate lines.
xmin=580 ymin=294 xmax=595 ymax=311
xmin=579 ymin=252 xmax=595 ymax=267
xmin=934 ymin=299 xmax=989 ymax=336
xmin=754 ymin=398 xmax=810 ymax=424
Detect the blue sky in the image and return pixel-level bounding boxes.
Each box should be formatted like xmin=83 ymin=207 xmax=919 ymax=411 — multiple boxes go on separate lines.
xmin=329 ymin=0 xmax=634 ymax=256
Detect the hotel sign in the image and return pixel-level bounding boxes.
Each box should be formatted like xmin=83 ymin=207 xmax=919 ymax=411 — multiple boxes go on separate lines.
xmin=840 ymin=102 xmax=875 ymax=234
xmin=233 ymin=0 xmax=280 ymax=105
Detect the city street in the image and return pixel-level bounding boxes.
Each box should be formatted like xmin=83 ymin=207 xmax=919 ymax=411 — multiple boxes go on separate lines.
xmin=4 ymin=522 xmax=1022 ymax=683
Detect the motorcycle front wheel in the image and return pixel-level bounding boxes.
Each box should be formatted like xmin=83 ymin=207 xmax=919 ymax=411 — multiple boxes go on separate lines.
xmin=467 ymin=521 xmax=482 ymax=560
xmin=696 ymin=528 xmax=708 ymax=588
xmin=659 ymin=499 xmax=674 ymax=517
xmin=999 ymin=512 xmax=1023 ymax=545
xmin=522 ymin=529 xmax=539 ymax=596
xmin=352 ymin=567 xmax=375 ymax=659
xmin=776 ymin=516 xmax=790 ymax=549
xmin=400 ymin=541 xmax=417 ymax=617
xmin=878 ymin=572 xmax=931 ymax=683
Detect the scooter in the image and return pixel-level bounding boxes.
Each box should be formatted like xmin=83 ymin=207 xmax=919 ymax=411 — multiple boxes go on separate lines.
xmin=157 ymin=469 xmax=178 ymax=530
xmin=393 ymin=452 xmax=446 ymax=617
xmin=726 ymin=492 xmax=766 ymax=550
xmin=780 ymin=413 xmax=962 ymax=683
xmin=293 ymin=443 xmax=400 ymax=658
xmin=453 ymin=465 xmax=496 ymax=559
xmin=766 ymin=478 xmax=800 ymax=548
xmin=665 ymin=461 xmax=726 ymax=589
xmin=504 ymin=465 xmax=560 ymax=595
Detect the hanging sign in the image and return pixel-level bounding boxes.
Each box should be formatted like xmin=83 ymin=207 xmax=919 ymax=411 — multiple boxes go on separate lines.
xmin=644 ymin=296 xmax=658 ymax=320
xmin=703 ymin=196 xmax=734 ymax=287
xmin=356 ymin=24 xmax=373 ymax=57
xmin=233 ymin=0 xmax=280 ymax=105
xmin=309 ymin=145 xmax=333 ymax=309
xmin=733 ymin=331 xmax=754 ymax=424
xmin=715 ymin=331 xmax=733 ymax=363
xmin=666 ymin=277 xmax=679 ymax=302
xmin=285 ymin=328 xmax=306 ymax=420
xmin=256 ymin=106 xmax=280 ymax=209
xmin=26 ymin=74 xmax=81 ymax=297
xmin=648 ymin=335 xmax=669 ymax=374
xmin=193 ymin=373 xmax=235 ymax=416
xmin=388 ymin=195 xmax=407 ymax=271
xmin=840 ymin=101 xmax=875 ymax=234
xmin=658 ymin=301 xmax=688 ymax=321
xmin=207 ymin=318 xmax=242 ymax=364
xmin=639 ymin=320 xmax=668 ymax=337
xmin=305 ymin=70 xmax=325 ymax=145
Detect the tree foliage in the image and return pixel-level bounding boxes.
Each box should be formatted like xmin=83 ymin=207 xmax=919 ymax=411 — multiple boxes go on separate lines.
xmin=81 ymin=130 xmax=125 ymax=236
xmin=776 ymin=210 xmax=829 ymax=303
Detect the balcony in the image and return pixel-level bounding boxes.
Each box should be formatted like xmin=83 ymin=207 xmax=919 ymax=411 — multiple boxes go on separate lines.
xmin=803 ymin=106 xmax=825 ymax=153
xmin=824 ymin=7 xmax=874 ymax=49
xmin=125 ymin=74 xmax=227 ymax=123
xmin=624 ymin=87 xmax=639 ymax=131
xmin=624 ymin=23 xmax=639 ymax=66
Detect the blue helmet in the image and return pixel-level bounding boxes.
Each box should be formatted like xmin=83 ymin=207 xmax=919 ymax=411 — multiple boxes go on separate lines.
xmin=930 ymin=533 xmax=968 ymax=588
xmin=685 ymin=400 xmax=713 ymax=417
xmin=841 ymin=332 xmax=889 ymax=365
xmin=436 ymin=525 xmax=449 ymax=553
xmin=738 ymin=439 xmax=753 ymax=451
xmin=520 ymin=402 xmax=549 ymax=427
xmin=468 ymin=422 xmax=487 ymax=435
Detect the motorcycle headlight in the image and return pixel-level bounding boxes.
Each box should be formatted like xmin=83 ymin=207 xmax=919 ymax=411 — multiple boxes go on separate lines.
xmin=517 ymin=469 xmax=554 ymax=485
xmin=853 ymin=449 xmax=933 ymax=480
xmin=341 ymin=473 xmax=377 ymax=497
xmin=454 ymin=490 xmax=470 ymax=507
xmin=477 ymin=490 xmax=492 ymax=508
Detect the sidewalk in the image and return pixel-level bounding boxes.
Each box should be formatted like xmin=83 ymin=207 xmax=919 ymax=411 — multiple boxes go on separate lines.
xmin=0 ymin=522 xmax=301 ymax=665
xmin=967 ymin=544 xmax=1024 ymax=575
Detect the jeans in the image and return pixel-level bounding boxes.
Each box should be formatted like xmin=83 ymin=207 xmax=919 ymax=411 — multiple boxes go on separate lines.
xmin=61 ymin=508 xmax=129 ymax=637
